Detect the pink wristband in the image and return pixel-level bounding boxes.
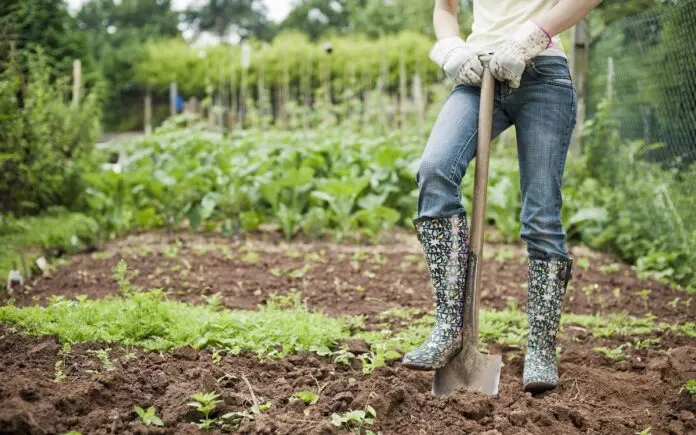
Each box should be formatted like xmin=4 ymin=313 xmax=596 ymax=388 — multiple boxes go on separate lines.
xmin=530 ymin=20 xmax=553 ymax=49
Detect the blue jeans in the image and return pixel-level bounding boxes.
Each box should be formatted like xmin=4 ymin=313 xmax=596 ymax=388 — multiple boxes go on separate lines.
xmin=417 ymin=56 xmax=577 ymax=259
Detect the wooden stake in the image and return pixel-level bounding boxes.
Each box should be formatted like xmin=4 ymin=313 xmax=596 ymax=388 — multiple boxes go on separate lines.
xmin=144 ymin=87 xmax=152 ymax=135
xmin=169 ymin=81 xmax=178 ymax=116
xmin=72 ymin=59 xmax=81 ymax=107
xmin=569 ymin=18 xmax=590 ymax=156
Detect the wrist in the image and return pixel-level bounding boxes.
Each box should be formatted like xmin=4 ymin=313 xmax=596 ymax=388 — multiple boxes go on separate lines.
xmin=512 ymin=20 xmax=552 ymax=61
xmin=429 ymin=36 xmax=468 ymax=68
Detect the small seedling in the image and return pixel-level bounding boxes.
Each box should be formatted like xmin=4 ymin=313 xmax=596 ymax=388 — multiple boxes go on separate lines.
xmin=241 ymin=251 xmax=260 ymax=263
xmin=682 ymin=379 xmax=696 ymax=397
xmin=220 ymin=402 xmax=272 ymax=428
xmin=581 ymin=284 xmax=598 ymax=296
xmin=593 ymin=345 xmax=627 ymax=362
xmin=87 ymin=348 xmax=115 ymax=371
xmin=331 ymin=347 xmax=356 ymax=366
xmin=577 ymin=257 xmax=590 ymax=271
xmin=634 ymin=289 xmax=651 ymax=310
xmin=91 ymin=252 xmax=112 ymax=261
xmin=331 ymin=404 xmax=377 ymax=434
xmin=668 ymin=297 xmax=680 ymax=308
xmin=635 ymin=428 xmax=651 ymax=435
xmin=291 ymin=391 xmax=319 ymax=405
xmin=289 ymin=264 xmax=311 ymax=278
xmin=54 ymin=360 xmax=67 ymax=382
xmin=632 ymin=337 xmax=660 ymax=350
xmin=599 ymin=263 xmax=620 ymax=274
xmin=163 ymin=241 xmax=181 ymax=258
xmin=187 ymin=392 xmax=222 ymax=430
xmin=134 ymin=406 xmax=164 ymax=427
xmin=211 ymin=348 xmax=223 ymax=364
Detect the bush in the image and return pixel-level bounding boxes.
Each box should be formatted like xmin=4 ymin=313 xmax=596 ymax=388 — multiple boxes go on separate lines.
xmin=0 ymin=47 xmax=102 ymax=215
xmin=570 ymin=100 xmax=696 ymax=292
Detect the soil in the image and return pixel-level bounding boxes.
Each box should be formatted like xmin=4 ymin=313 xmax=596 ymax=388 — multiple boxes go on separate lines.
xmin=1 ymin=231 xmax=695 ymax=435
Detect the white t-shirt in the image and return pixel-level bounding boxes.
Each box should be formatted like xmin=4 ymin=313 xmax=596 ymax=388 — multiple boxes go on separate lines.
xmin=466 ymin=0 xmax=565 ymax=57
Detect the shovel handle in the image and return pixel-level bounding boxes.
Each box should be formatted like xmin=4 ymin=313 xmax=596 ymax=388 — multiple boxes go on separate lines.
xmin=467 ymin=57 xmax=495 ymax=340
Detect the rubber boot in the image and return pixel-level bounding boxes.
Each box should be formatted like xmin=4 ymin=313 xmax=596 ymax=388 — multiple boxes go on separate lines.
xmin=523 ymin=257 xmax=573 ymax=393
xmin=401 ymin=213 xmax=469 ymax=370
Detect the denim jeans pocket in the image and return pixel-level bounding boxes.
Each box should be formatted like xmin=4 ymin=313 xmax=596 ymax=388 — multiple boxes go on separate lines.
xmin=527 ymin=58 xmax=574 ymax=89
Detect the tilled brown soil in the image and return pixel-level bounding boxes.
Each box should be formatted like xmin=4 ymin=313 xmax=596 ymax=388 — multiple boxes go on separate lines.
xmin=2 ymin=231 xmax=696 ymax=435
xmin=14 ymin=231 xmax=695 ymax=323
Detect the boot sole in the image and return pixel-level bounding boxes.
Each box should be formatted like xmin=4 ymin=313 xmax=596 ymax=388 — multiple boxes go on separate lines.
xmin=523 ymin=381 xmax=556 ymax=394
xmin=401 ymin=361 xmax=437 ymax=371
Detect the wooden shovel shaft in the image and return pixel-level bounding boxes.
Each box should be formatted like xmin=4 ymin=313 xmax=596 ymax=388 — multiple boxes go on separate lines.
xmin=468 ymin=59 xmax=495 ymax=339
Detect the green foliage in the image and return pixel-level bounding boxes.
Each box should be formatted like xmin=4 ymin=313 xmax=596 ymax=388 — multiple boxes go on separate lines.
xmin=135 ymin=31 xmax=437 ymax=96
xmin=134 ymin=406 xmax=164 ymax=427
xmin=683 ymin=379 xmax=696 ymax=397
xmin=0 ymin=263 xmax=352 ymax=357
xmin=76 ymin=0 xmax=181 ymax=131
xmin=593 ymin=345 xmax=628 ymax=362
xmin=571 ymin=100 xmax=696 ymax=292
xmin=0 ymin=0 xmax=96 ymax=81
xmin=291 ymin=391 xmax=319 ymax=405
xmin=184 ymin=0 xmax=274 ymax=40
xmin=87 ymin=348 xmax=115 ymax=372
xmin=188 ymin=392 xmax=222 ymax=429
xmin=84 ymin=126 xmax=424 ymax=238
xmin=0 ymin=48 xmax=102 ymax=215
xmin=331 ymin=404 xmax=377 ymax=434
xmin=0 ymin=212 xmax=99 ymax=284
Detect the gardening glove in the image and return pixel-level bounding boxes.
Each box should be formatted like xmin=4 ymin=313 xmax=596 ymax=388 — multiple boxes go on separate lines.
xmin=429 ymin=36 xmax=484 ymax=87
xmin=490 ymin=20 xmax=552 ymax=89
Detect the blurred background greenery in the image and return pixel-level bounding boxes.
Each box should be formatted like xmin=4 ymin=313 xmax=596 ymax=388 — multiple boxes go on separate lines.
xmin=0 ymin=0 xmax=694 ymax=293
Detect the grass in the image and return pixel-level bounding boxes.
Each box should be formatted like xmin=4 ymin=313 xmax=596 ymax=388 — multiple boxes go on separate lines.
xmin=0 ymin=288 xmax=351 ymax=359
xmin=1 ymin=263 xmax=693 ymax=372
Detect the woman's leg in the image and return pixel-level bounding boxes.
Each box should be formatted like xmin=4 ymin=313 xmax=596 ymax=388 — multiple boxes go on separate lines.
xmin=402 ymin=85 xmax=511 ymax=370
xmin=507 ymin=56 xmax=577 ymax=392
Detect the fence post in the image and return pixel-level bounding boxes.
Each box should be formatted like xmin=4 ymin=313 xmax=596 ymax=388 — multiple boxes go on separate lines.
xmin=570 ymin=17 xmax=590 ymax=156
xmin=169 ymin=81 xmax=178 ymax=117
xmin=399 ymin=51 xmax=407 ymax=129
xmin=606 ymin=56 xmax=614 ymax=101
xmin=144 ymin=87 xmax=152 ymax=135
xmin=72 ymin=59 xmax=81 ymax=107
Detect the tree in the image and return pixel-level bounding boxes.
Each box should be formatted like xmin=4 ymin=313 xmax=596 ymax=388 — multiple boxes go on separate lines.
xmin=280 ymin=0 xmax=352 ymax=40
xmin=185 ymin=0 xmax=275 ymax=41
xmin=0 ymin=0 xmax=93 ymax=80
xmin=76 ymin=0 xmax=182 ymax=131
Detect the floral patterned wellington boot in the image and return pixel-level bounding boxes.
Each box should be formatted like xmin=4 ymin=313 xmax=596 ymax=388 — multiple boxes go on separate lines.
xmin=523 ymin=257 xmax=573 ymax=393
xmin=401 ymin=213 xmax=469 ymax=370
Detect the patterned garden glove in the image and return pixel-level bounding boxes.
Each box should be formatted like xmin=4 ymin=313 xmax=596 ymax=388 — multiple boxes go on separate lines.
xmin=490 ymin=20 xmax=552 ymax=88
xmin=429 ymin=36 xmax=484 ymax=87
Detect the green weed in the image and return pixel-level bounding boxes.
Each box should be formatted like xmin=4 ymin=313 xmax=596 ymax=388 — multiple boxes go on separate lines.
xmin=593 ymin=345 xmax=628 ymax=362
xmin=331 ymin=404 xmax=377 ymax=434
xmin=291 ymin=391 xmax=319 ymax=405
xmin=188 ymin=392 xmax=222 ymax=430
xmin=683 ymin=379 xmax=696 ymax=397
xmin=599 ymin=263 xmax=621 ymax=274
xmin=87 ymin=348 xmax=115 ymax=371
xmin=134 ymin=406 xmax=164 ymax=427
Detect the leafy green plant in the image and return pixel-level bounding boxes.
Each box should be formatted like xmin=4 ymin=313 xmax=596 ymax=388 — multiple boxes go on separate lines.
xmin=187 ymin=392 xmax=222 ymax=430
xmin=291 ymin=391 xmax=319 ymax=405
xmin=632 ymin=337 xmax=660 ymax=350
xmin=682 ymin=379 xmax=696 ymax=397
xmin=331 ymin=404 xmax=377 ymax=434
xmin=87 ymin=348 xmax=115 ymax=372
xmin=599 ymin=263 xmax=621 ymax=274
xmin=593 ymin=345 xmax=628 ymax=362
xmin=134 ymin=406 xmax=164 ymax=427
